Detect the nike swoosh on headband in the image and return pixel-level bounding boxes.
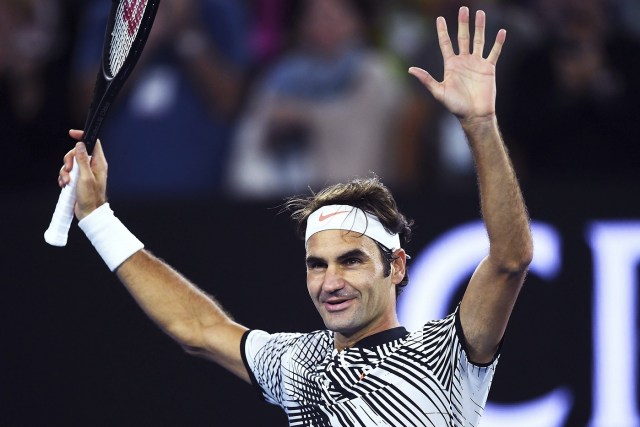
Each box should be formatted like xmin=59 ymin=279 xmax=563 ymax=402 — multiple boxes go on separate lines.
xmin=318 ymin=210 xmax=351 ymax=222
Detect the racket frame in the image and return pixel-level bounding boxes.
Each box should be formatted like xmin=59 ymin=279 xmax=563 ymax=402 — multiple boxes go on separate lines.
xmin=83 ymin=0 xmax=161 ymax=153
xmin=44 ymin=0 xmax=160 ymax=247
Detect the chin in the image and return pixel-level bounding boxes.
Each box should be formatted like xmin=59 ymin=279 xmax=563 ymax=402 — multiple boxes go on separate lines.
xmin=321 ymin=314 xmax=359 ymax=335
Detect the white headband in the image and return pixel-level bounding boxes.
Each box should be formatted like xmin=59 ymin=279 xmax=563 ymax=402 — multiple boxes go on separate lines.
xmin=305 ymin=204 xmax=401 ymax=250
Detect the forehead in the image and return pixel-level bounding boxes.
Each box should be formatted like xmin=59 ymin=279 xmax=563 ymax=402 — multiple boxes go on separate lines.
xmin=305 ymin=229 xmax=379 ymax=256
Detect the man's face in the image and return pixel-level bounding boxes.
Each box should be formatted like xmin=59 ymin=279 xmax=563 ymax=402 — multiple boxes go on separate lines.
xmin=305 ymin=230 xmax=402 ymax=343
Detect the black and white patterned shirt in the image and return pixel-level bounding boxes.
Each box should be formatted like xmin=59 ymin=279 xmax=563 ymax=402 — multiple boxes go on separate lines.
xmin=241 ymin=308 xmax=497 ymax=426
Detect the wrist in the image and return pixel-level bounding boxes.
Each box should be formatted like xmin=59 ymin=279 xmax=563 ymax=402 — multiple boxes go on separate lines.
xmin=460 ymin=114 xmax=499 ymax=136
xmin=78 ymin=203 xmax=144 ymax=271
xmin=77 ymin=200 xmax=106 ymax=221
xmin=460 ymin=113 xmax=497 ymax=129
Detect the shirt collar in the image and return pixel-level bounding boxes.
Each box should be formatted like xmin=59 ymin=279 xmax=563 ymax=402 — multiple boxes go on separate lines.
xmin=350 ymin=327 xmax=409 ymax=349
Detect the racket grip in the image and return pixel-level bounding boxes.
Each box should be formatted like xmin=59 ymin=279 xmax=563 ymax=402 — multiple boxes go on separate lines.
xmin=44 ymin=158 xmax=79 ymax=247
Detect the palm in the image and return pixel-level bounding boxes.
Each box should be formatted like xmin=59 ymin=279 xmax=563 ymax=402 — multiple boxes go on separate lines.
xmin=410 ymin=8 xmax=505 ymax=121
xmin=438 ymin=55 xmax=496 ymax=119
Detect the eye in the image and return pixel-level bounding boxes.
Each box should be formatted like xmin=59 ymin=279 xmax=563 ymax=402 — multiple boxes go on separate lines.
xmin=306 ymin=259 xmax=327 ymax=270
xmin=343 ymin=257 xmax=362 ymax=266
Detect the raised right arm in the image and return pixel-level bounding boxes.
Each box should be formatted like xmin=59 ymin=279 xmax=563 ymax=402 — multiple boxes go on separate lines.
xmin=59 ymin=130 xmax=250 ymax=383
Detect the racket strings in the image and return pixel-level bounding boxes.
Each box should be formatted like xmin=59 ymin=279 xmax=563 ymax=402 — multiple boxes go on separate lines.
xmin=109 ymin=0 xmax=148 ymax=77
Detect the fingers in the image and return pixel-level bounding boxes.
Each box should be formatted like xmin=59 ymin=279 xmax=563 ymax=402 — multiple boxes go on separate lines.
xmin=436 ymin=16 xmax=454 ymax=61
xmin=58 ymin=172 xmax=65 ymax=188
xmin=90 ymin=139 xmax=108 ymax=181
xmin=60 ymin=129 xmax=83 ymax=187
xmin=439 ymin=8 xmax=503 ymax=62
xmin=457 ymin=6 xmax=470 ymax=55
xmin=60 ymin=130 xmax=104 ymax=188
xmin=62 ymin=149 xmax=75 ymax=172
xmin=60 ymin=147 xmax=76 ymax=188
xmin=74 ymin=141 xmax=93 ymax=184
xmin=408 ymin=67 xmax=440 ymax=98
xmin=487 ymin=29 xmax=507 ymax=65
xmin=69 ymin=129 xmax=84 ymax=141
xmin=472 ymin=10 xmax=486 ymax=57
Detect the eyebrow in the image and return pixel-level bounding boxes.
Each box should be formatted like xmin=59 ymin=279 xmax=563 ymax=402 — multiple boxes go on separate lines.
xmin=336 ymin=249 xmax=369 ymax=263
xmin=305 ymin=255 xmax=324 ymax=267
xmin=305 ymin=249 xmax=370 ymax=266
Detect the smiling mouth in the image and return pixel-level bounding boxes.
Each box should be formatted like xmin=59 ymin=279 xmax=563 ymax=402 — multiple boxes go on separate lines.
xmin=323 ymin=299 xmax=353 ymax=312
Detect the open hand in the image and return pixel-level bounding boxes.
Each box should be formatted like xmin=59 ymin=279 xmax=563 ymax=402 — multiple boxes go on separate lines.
xmin=409 ymin=7 xmax=506 ymax=123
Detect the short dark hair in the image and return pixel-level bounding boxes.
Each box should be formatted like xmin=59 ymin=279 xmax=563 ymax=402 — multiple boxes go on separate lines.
xmin=286 ymin=176 xmax=413 ymax=296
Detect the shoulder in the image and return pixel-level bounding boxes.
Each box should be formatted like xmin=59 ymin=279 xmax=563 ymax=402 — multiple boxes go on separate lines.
xmin=418 ymin=311 xmax=457 ymax=336
xmin=402 ymin=311 xmax=459 ymax=353
xmin=245 ymin=329 xmax=332 ymax=356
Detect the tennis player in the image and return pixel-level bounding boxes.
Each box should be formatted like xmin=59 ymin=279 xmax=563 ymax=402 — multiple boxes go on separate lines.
xmin=58 ymin=7 xmax=532 ymax=426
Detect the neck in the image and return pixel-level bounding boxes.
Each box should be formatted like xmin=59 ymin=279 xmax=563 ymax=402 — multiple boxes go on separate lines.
xmin=334 ymin=317 xmax=401 ymax=351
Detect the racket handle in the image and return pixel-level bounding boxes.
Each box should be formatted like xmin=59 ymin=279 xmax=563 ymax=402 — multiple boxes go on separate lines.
xmin=44 ymin=157 xmax=79 ymax=247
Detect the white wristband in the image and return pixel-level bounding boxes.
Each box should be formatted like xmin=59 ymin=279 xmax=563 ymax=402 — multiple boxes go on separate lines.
xmin=78 ymin=203 xmax=144 ymax=272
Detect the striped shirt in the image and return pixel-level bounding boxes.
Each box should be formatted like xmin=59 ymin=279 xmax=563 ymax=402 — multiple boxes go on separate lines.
xmin=241 ymin=308 xmax=497 ymax=426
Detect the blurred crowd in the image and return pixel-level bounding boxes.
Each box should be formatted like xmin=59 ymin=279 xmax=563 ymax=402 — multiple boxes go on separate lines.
xmin=2 ymin=0 xmax=640 ymax=200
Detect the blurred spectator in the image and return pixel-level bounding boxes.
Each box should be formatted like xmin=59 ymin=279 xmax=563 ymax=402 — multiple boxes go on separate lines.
xmin=247 ymin=0 xmax=289 ymax=68
xmin=615 ymin=0 xmax=640 ymax=39
xmin=501 ymin=0 xmax=640 ymax=183
xmin=226 ymin=0 xmax=403 ymax=199
xmin=0 ymin=0 xmax=67 ymax=190
xmin=71 ymin=0 xmax=249 ymax=199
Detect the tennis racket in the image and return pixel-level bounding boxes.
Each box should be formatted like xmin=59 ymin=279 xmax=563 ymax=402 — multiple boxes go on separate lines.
xmin=44 ymin=0 xmax=161 ymax=246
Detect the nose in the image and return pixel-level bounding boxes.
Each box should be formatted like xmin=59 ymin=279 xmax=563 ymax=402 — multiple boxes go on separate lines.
xmin=322 ymin=265 xmax=346 ymax=293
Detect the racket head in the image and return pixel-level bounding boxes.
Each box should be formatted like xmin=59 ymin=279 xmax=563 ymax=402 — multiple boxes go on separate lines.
xmin=106 ymin=0 xmax=159 ymax=79
xmin=82 ymin=0 xmax=161 ymax=152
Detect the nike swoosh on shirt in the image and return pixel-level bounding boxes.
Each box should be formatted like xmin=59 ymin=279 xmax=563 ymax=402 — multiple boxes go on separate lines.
xmin=318 ymin=210 xmax=351 ymax=222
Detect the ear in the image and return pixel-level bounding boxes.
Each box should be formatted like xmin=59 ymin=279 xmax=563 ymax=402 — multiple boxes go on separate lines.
xmin=390 ymin=249 xmax=407 ymax=285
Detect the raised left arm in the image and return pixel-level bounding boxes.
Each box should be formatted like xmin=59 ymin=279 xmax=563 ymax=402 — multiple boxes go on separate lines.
xmin=410 ymin=7 xmax=533 ymax=363
xmin=457 ymin=114 xmax=532 ymax=364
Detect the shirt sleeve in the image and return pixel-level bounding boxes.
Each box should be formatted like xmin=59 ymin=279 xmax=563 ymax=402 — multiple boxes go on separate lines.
xmin=454 ymin=305 xmax=503 ymax=367
xmin=241 ymin=329 xmax=303 ymax=407
xmin=452 ymin=306 xmax=500 ymax=423
xmin=417 ymin=306 xmax=499 ymax=424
